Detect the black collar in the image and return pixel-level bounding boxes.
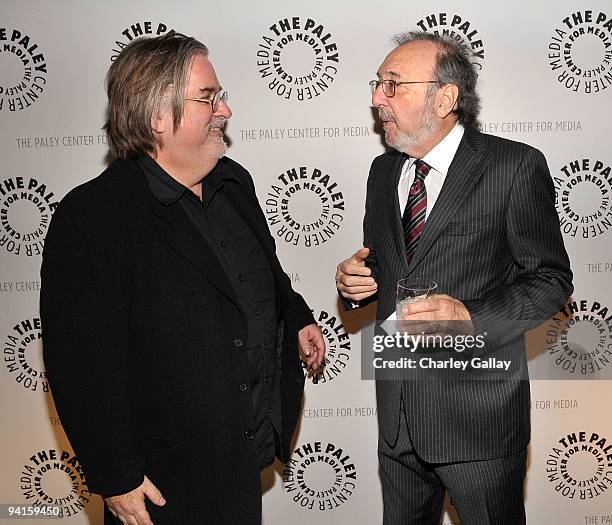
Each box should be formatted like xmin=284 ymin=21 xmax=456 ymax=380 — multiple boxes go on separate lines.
xmin=137 ymin=155 xmax=238 ymax=207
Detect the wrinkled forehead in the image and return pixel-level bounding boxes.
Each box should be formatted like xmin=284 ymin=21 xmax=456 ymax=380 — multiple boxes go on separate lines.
xmin=378 ymin=41 xmax=437 ymax=80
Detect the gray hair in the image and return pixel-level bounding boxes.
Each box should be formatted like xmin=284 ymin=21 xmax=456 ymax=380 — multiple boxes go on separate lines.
xmin=393 ymin=31 xmax=480 ymax=128
xmin=104 ymin=32 xmax=208 ymax=160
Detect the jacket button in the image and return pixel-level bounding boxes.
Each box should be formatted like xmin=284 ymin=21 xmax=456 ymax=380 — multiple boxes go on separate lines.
xmin=244 ymin=429 xmax=254 ymax=440
xmin=239 ymin=383 xmax=247 ymax=392
xmin=233 ymin=338 xmax=243 ymax=348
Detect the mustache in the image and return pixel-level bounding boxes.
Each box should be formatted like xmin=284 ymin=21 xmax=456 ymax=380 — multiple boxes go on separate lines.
xmin=378 ymin=109 xmax=395 ymax=121
xmin=208 ymin=118 xmax=226 ymax=130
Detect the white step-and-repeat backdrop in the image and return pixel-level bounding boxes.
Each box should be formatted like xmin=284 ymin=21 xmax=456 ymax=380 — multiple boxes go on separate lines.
xmin=1 ymin=0 xmax=611 ymax=523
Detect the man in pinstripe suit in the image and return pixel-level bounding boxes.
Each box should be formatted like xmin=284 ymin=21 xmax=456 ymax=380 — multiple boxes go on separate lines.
xmin=336 ymin=32 xmax=572 ymax=524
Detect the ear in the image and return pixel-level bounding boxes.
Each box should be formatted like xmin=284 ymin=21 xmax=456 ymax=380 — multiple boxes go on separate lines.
xmin=436 ymin=84 xmax=459 ymax=119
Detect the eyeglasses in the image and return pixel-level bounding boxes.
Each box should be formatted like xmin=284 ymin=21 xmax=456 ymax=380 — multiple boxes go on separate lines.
xmin=184 ymin=88 xmax=228 ymax=112
xmin=369 ymin=79 xmax=438 ymax=98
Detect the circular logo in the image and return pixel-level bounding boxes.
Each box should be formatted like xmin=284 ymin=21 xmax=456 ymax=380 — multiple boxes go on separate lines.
xmin=0 ymin=28 xmax=48 ymax=112
xmin=0 ymin=177 xmax=58 ymax=256
xmin=545 ymin=299 xmax=612 ymax=376
xmin=548 ymin=10 xmax=612 ymax=94
xmin=264 ymin=166 xmax=345 ymax=248
xmin=282 ymin=441 xmax=357 ymax=511
xmin=546 ymin=431 xmax=612 ymax=500
xmin=305 ymin=309 xmax=351 ymax=385
xmin=554 ymin=158 xmax=612 ymax=239
xmin=19 ymin=449 xmax=92 ymax=516
xmin=256 ymin=16 xmax=340 ymax=101
xmin=416 ymin=13 xmax=485 ymax=70
xmin=2 ymin=317 xmax=47 ymax=393
xmin=111 ymin=21 xmax=173 ymax=60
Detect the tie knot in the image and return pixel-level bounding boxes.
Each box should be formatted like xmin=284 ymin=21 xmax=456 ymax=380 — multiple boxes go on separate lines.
xmin=414 ymin=159 xmax=431 ymax=180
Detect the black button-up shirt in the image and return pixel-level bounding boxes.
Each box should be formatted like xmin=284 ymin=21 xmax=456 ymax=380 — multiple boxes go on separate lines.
xmin=138 ymin=155 xmax=280 ymax=469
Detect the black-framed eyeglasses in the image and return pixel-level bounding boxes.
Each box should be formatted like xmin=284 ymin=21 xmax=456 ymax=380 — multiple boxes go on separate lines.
xmin=184 ymin=88 xmax=228 ymax=112
xmin=369 ymin=79 xmax=438 ymax=98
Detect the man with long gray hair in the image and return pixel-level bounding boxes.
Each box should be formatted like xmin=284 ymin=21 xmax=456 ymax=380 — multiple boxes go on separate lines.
xmin=336 ymin=32 xmax=572 ymax=523
xmin=41 ymin=32 xmax=324 ymax=525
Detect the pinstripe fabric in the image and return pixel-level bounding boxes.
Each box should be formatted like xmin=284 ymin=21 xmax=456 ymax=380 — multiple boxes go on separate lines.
xmin=379 ymin=399 xmax=527 ymax=524
xmin=359 ymin=126 xmax=573 ymax=466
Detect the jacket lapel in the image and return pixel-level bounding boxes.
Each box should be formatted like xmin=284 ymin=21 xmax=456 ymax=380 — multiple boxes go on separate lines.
xmin=408 ymin=127 xmax=490 ymax=272
xmin=222 ymin=174 xmax=287 ymax=286
xmin=383 ymin=151 xmax=410 ymax=273
xmin=125 ymin=159 xmax=242 ymax=310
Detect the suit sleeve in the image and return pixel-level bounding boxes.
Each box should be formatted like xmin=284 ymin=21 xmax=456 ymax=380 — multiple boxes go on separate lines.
xmin=339 ymin=162 xmax=379 ymax=311
xmin=462 ymin=147 xmax=573 ymax=342
xmin=40 ymin=203 xmax=145 ymax=497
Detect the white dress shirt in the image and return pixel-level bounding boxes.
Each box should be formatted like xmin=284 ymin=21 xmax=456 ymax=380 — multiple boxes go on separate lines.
xmin=398 ymin=122 xmax=465 ymax=219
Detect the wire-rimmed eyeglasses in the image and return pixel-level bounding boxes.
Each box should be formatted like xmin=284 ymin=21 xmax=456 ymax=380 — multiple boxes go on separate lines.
xmin=184 ymin=88 xmax=228 ymax=112
xmin=369 ymin=79 xmax=438 ymax=98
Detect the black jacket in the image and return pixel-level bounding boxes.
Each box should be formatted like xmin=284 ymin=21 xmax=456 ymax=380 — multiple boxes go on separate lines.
xmin=41 ymin=157 xmax=314 ymax=524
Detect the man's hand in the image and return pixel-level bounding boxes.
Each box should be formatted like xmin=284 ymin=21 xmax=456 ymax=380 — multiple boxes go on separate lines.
xmin=104 ymin=475 xmax=165 ymax=525
xmin=336 ymin=247 xmax=377 ymax=301
xmin=398 ymin=294 xmax=473 ymax=334
xmin=298 ymin=323 xmax=325 ymax=371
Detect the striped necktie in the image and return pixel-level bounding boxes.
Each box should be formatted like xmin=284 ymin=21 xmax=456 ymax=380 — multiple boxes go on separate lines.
xmin=402 ymin=159 xmax=431 ymax=263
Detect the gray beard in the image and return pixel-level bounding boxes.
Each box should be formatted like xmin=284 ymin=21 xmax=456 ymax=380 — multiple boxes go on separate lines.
xmin=208 ymin=141 xmax=227 ymax=160
xmin=384 ymin=97 xmax=437 ymax=154
xmin=205 ymin=132 xmax=228 ymax=160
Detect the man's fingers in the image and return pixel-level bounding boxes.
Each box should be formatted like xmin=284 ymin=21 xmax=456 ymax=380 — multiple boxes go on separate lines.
xmin=338 ymin=262 xmax=372 ymax=278
xmin=401 ymin=297 xmax=441 ymax=315
xmin=306 ymin=344 xmax=324 ymax=370
xmin=336 ymin=247 xmax=371 ymax=277
xmin=338 ymin=274 xmax=376 ymax=289
xmin=346 ymin=282 xmax=378 ymax=292
xmin=298 ymin=332 xmax=311 ymax=356
xmin=310 ymin=331 xmax=325 ymax=355
xmin=352 ymin=246 xmax=370 ymax=262
xmin=343 ymin=269 xmax=375 ymax=282
xmin=399 ymin=312 xmax=436 ymax=322
xmin=342 ymin=290 xmax=378 ymax=302
xmin=104 ymin=476 xmax=162 ymax=525
xmin=306 ymin=352 xmax=318 ymax=369
xmin=298 ymin=325 xmax=326 ymax=368
xmin=142 ymin=476 xmax=166 ymax=506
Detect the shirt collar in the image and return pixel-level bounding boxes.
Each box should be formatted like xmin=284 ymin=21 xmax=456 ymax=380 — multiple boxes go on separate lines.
xmin=138 ymin=155 xmax=236 ymax=206
xmin=409 ymin=122 xmax=465 ymax=176
xmin=137 ymin=155 xmax=189 ymax=206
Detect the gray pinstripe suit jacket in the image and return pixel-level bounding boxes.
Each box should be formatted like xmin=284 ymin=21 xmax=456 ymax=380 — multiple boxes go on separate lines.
xmin=361 ymin=126 xmax=573 ymax=463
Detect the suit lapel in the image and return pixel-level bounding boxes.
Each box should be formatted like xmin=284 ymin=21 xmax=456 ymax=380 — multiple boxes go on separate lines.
xmin=408 ymin=127 xmax=490 ymax=272
xmin=125 ymin=159 xmax=242 ymax=310
xmin=383 ymin=151 xmax=410 ymax=272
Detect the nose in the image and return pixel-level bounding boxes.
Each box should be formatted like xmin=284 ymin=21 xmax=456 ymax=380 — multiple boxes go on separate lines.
xmin=371 ymin=83 xmax=387 ymax=107
xmin=215 ymin=98 xmax=232 ymax=119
